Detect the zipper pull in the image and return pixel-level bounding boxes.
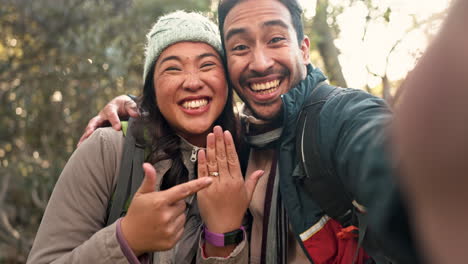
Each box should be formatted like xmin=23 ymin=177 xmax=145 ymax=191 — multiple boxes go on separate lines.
xmin=190 ymin=147 xmax=199 ymax=163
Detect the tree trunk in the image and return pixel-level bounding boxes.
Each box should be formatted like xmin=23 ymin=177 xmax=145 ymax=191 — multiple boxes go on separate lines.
xmin=312 ymin=0 xmax=348 ymax=87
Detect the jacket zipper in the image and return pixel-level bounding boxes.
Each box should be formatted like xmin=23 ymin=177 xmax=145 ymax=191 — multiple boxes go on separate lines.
xmin=190 ymin=147 xmax=199 ymax=163
xmin=300 ymin=112 xmax=309 ymax=178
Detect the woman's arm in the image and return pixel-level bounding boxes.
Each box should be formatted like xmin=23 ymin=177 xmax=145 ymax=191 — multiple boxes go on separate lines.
xmin=196 ymin=126 xmax=263 ymax=262
xmin=27 ymin=128 xmax=128 ymax=264
xmin=28 ymin=127 xmax=215 ymax=263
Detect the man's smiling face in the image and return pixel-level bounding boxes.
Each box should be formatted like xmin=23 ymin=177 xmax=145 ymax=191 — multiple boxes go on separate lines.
xmin=223 ymin=0 xmax=310 ymax=121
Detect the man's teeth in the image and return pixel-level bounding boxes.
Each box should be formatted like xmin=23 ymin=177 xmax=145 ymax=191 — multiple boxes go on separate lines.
xmin=250 ymin=80 xmax=280 ymax=92
xmin=181 ymin=99 xmax=208 ymax=109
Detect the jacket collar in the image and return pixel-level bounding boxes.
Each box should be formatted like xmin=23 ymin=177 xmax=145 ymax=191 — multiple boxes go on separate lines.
xmin=280 ymin=64 xmax=328 ymax=124
xmin=154 ymin=136 xmax=200 ymax=192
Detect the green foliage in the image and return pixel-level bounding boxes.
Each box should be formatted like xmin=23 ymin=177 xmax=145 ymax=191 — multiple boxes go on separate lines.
xmin=0 ymin=0 xmax=210 ymax=262
xmin=383 ymin=7 xmax=392 ymax=23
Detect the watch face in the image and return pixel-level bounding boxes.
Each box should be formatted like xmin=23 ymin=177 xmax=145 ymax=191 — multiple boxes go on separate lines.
xmin=224 ymin=228 xmax=245 ymax=246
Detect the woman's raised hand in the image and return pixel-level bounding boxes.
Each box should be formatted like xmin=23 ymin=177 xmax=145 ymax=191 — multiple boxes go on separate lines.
xmin=121 ymin=163 xmax=213 ymax=256
xmin=197 ymin=126 xmax=264 ymax=234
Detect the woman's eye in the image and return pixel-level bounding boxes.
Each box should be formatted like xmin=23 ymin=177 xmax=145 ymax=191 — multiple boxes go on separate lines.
xmin=165 ymin=67 xmax=181 ymax=72
xmin=201 ymin=62 xmax=215 ymax=68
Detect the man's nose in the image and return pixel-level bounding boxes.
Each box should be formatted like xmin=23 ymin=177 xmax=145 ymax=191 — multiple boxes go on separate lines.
xmin=248 ymin=48 xmax=274 ymax=74
xmin=182 ymin=73 xmax=203 ymax=91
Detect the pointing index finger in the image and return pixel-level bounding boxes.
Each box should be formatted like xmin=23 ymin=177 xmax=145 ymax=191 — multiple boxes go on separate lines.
xmin=162 ymin=177 xmax=213 ymax=204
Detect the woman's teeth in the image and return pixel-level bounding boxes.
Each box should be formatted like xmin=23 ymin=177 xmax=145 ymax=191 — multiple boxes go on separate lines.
xmin=181 ymin=99 xmax=208 ymax=109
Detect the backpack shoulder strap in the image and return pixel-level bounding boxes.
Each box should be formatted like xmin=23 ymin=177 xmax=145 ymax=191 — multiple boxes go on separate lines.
xmin=296 ymin=82 xmax=356 ymax=227
xmin=106 ymin=117 xmax=145 ymax=226
xmin=121 ymin=121 xmax=129 ymax=136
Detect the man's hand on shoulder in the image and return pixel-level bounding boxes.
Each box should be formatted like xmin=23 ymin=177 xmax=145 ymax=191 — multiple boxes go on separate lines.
xmin=78 ymin=95 xmax=139 ymax=146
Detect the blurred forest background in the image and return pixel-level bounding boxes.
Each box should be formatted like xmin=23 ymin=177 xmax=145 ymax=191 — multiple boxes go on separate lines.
xmin=0 ymin=0 xmax=448 ymax=262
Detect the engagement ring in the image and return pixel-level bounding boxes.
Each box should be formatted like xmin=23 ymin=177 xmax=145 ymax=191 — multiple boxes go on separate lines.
xmin=209 ymin=171 xmax=219 ymax=177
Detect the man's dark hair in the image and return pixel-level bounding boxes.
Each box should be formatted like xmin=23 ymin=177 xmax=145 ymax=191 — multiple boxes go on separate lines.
xmin=218 ymin=0 xmax=304 ymax=46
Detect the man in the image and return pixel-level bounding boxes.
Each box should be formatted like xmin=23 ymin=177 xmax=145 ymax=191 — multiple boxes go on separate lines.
xmin=81 ymin=0 xmax=418 ymax=263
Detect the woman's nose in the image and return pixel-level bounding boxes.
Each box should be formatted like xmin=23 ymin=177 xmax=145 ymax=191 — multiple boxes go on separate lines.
xmin=182 ymin=73 xmax=203 ymax=91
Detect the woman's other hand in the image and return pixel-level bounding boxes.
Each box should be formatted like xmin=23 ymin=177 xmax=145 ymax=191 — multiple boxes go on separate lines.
xmin=121 ymin=163 xmax=213 ymax=256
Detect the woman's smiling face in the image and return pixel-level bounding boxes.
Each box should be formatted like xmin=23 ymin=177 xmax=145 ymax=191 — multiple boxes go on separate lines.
xmin=153 ymin=41 xmax=228 ymax=146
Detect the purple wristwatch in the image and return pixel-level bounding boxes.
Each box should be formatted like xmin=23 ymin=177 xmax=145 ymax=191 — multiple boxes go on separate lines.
xmin=203 ymin=225 xmax=245 ymax=247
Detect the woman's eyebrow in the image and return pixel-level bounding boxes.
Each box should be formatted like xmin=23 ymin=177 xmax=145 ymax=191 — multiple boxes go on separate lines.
xmin=158 ymin=52 xmax=219 ymax=66
xmin=198 ymin=52 xmax=219 ymax=60
xmin=159 ymin=55 xmax=181 ymax=64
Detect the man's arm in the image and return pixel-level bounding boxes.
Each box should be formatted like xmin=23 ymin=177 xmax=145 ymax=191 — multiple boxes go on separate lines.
xmin=78 ymin=95 xmax=138 ymax=146
xmin=318 ymin=89 xmax=419 ymax=263
xmin=320 ymin=0 xmax=468 ymax=260
xmin=394 ymin=0 xmax=468 ymax=262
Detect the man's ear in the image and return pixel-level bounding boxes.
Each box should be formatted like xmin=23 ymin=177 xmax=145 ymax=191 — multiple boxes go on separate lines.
xmin=300 ymin=36 xmax=311 ymax=65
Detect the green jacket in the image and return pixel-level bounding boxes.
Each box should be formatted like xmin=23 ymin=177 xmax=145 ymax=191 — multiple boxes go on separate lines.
xmin=278 ymin=64 xmax=419 ymax=263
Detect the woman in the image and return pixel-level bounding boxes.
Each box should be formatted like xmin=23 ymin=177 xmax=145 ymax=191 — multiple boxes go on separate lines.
xmin=27 ymin=11 xmax=262 ymax=264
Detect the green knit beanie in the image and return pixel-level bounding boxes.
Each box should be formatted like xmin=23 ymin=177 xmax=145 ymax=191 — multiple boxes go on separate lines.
xmin=143 ymin=10 xmax=224 ymax=82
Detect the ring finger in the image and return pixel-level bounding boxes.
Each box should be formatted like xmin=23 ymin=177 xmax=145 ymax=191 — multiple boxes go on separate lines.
xmin=214 ymin=126 xmax=230 ymax=178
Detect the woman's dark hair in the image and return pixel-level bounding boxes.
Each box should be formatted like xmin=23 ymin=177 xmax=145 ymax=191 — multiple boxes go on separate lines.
xmin=134 ymin=60 xmax=239 ymax=190
xmin=218 ymin=0 xmax=304 ymax=47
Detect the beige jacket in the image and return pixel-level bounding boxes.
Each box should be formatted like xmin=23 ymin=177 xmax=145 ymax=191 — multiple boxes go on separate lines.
xmin=27 ymin=127 xmax=247 ymax=264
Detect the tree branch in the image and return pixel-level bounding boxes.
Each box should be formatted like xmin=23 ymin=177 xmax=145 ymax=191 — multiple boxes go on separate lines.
xmin=31 ymin=187 xmax=47 ymax=210
xmin=0 ymin=210 xmax=20 ymax=242
xmin=0 ymin=173 xmax=11 ymax=209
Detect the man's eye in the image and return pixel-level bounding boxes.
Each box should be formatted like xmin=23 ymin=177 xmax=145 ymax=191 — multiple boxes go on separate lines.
xmin=270 ymin=37 xmax=286 ymax=44
xmin=232 ymin=45 xmax=248 ymax=51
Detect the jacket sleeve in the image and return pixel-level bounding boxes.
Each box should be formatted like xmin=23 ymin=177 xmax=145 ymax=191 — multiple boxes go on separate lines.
xmin=27 ymin=128 xmax=129 ymax=264
xmin=318 ymin=89 xmax=393 ymax=205
xmin=317 ymin=89 xmax=418 ymax=262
